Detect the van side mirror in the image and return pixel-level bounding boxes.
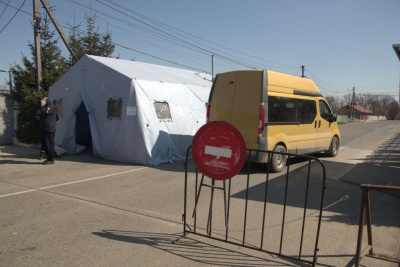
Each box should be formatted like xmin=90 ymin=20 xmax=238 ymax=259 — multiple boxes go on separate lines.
xmin=330 ymin=113 xmax=337 ymax=122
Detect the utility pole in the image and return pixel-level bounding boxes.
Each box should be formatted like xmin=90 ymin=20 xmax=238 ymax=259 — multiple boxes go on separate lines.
xmin=33 ymin=0 xmax=42 ymax=91
xmin=348 ymin=90 xmax=351 ymax=106
xmin=40 ymin=0 xmax=76 ymax=60
xmin=301 ymin=65 xmax=305 ymax=78
xmin=393 ymin=44 xmax=400 ymax=102
xmin=0 ymin=70 xmax=12 ymax=93
xmin=32 ymin=0 xmax=77 ymax=91
xmin=211 ymin=55 xmax=215 ymax=81
xmin=351 ymin=87 xmax=355 ymax=120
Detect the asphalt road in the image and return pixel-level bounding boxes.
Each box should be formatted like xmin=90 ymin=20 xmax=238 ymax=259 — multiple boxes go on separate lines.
xmin=0 ymin=120 xmax=399 ymax=267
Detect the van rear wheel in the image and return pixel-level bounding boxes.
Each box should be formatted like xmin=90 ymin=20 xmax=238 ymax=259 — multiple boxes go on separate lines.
xmin=328 ymin=136 xmax=339 ymax=157
xmin=270 ymin=145 xmax=287 ymax=173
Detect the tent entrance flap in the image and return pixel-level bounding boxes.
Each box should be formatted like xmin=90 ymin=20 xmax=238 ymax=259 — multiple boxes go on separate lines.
xmin=75 ymin=101 xmax=92 ymax=146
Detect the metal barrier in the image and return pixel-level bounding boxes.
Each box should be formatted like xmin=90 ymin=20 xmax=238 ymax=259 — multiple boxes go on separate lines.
xmin=355 ymin=184 xmax=400 ymax=267
xmin=177 ymin=147 xmax=327 ymax=267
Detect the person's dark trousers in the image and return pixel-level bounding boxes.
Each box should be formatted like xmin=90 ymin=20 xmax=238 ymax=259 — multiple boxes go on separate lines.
xmin=39 ymin=129 xmax=46 ymax=159
xmin=44 ymin=131 xmax=55 ymax=161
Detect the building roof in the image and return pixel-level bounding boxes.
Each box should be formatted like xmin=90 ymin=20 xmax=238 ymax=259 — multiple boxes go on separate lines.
xmin=353 ymin=103 xmax=373 ymax=114
xmin=337 ymin=104 xmax=373 ymax=115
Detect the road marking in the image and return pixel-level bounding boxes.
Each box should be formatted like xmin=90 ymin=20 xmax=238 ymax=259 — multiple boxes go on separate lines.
xmin=0 ymin=167 xmax=148 ymax=198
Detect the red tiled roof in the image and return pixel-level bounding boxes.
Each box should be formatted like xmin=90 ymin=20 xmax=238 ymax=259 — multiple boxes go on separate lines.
xmin=336 ymin=104 xmax=373 ymax=115
xmin=353 ymin=104 xmax=373 ymax=114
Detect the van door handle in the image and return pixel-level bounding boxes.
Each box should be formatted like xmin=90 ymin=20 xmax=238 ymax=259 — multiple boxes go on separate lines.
xmin=319 ymin=120 xmax=321 ymax=128
xmin=314 ymin=120 xmax=317 ymax=128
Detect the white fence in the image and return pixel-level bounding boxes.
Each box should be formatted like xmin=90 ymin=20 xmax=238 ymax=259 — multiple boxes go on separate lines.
xmin=365 ymin=116 xmax=387 ymax=121
xmin=337 ymin=115 xmax=387 ymax=124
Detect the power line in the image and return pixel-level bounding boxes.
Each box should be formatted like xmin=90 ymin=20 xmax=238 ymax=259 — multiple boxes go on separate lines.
xmin=0 ymin=0 xmax=31 ymax=16
xmin=0 ymin=0 xmax=27 ymax=34
xmin=2 ymin=1 xmax=319 ymax=75
xmin=0 ymin=0 xmax=12 ymax=18
xmin=63 ymin=0 xmax=297 ymax=71
xmin=116 ymin=43 xmax=209 ymax=73
xmin=98 ymin=0 xmax=298 ymax=70
xmin=95 ymin=0 xmax=260 ymax=69
xmin=304 ymin=69 xmax=338 ymax=95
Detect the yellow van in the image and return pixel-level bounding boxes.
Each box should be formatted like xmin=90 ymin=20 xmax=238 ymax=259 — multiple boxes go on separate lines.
xmin=207 ymin=70 xmax=340 ymax=172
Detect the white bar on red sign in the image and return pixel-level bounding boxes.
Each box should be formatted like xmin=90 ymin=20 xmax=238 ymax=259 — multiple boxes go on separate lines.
xmin=205 ymin=145 xmax=232 ymax=159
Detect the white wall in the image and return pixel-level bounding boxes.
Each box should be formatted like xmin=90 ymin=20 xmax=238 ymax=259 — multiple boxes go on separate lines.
xmin=336 ymin=115 xmax=348 ymax=124
xmin=0 ymin=94 xmax=14 ymax=145
xmin=366 ymin=116 xmax=387 ymax=121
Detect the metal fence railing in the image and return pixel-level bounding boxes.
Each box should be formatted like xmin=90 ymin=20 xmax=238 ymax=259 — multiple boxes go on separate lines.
xmin=355 ymin=184 xmax=400 ymax=267
xmin=177 ymin=147 xmax=327 ymax=267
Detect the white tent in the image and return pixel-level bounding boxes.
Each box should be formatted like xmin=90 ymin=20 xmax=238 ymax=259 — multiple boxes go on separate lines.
xmin=49 ymin=55 xmax=212 ymax=165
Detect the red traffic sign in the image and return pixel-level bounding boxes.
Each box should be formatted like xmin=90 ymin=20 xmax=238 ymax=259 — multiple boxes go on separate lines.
xmin=192 ymin=121 xmax=247 ymax=180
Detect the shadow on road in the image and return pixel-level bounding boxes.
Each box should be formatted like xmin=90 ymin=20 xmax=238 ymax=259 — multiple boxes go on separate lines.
xmin=230 ymin=133 xmax=400 ymax=228
xmin=92 ymin=230 xmax=309 ymax=267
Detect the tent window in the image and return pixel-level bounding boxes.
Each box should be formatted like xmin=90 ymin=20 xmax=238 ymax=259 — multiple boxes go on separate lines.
xmin=107 ymin=98 xmax=122 ymax=119
xmin=154 ymin=101 xmax=172 ymax=122
xmin=54 ymin=98 xmax=63 ymax=117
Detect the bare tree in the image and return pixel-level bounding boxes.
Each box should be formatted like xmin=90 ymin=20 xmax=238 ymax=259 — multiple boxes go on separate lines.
xmin=325 ymin=95 xmax=341 ymax=112
xmin=386 ymin=101 xmax=400 ymax=120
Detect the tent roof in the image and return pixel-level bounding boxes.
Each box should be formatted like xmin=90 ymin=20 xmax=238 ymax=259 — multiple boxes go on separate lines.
xmin=85 ymin=55 xmax=212 ymax=86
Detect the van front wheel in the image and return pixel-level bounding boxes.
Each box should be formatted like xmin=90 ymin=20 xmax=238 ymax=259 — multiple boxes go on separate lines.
xmin=270 ymin=145 xmax=287 ymax=173
xmin=328 ymin=136 xmax=339 ymax=157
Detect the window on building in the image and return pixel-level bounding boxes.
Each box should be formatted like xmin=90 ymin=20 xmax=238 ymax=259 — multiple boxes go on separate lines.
xmin=154 ymin=101 xmax=172 ymax=122
xmin=107 ymin=98 xmax=122 ymax=119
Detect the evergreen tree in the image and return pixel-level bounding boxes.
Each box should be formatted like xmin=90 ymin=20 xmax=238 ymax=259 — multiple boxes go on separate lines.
xmin=10 ymin=11 xmax=115 ymax=144
xmin=40 ymin=18 xmax=70 ymax=91
xmin=10 ymin=15 xmax=69 ymax=144
xmin=68 ymin=12 xmax=115 ymax=65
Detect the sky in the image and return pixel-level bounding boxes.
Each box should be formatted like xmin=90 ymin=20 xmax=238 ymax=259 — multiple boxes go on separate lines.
xmin=0 ymin=0 xmax=399 ymax=101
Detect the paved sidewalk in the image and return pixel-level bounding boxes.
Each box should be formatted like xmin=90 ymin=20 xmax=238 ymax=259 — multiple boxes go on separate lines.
xmin=340 ymin=133 xmax=400 ymax=186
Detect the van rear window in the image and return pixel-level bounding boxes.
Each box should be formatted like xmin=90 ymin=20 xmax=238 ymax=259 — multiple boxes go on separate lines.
xmin=268 ymin=96 xmax=316 ymax=124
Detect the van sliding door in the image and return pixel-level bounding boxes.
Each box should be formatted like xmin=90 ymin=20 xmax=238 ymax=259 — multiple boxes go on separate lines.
xmin=267 ymin=97 xmax=317 ymax=154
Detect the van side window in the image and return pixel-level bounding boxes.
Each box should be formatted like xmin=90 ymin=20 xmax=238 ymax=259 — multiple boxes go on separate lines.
xmin=319 ymin=100 xmax=332 ymax=121
xmin=268 ymin=96 xmax=316 ymax=124
xmin=297 ymin=99 xmax=316 ymax=124
xmin=268 ymin=97 xmax=295 ymax=122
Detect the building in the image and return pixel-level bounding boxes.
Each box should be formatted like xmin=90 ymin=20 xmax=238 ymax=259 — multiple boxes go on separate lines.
xmin=336 ymin=103 xmax=373 ymax=121
xmin=0 ymin=92 xmax=14 ymax=145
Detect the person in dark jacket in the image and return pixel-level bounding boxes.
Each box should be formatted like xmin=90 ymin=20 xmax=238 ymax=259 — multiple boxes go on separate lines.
xmin=34 ymin=107 xmax=46 ymax=159
xmin=39 ymin=97 xmax=58 ymax=165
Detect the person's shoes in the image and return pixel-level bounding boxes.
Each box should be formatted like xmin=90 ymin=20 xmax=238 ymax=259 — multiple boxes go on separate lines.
xmin=43 ymin=160 xmax=55 ymax=165
xmin=38 ymin=151 xmax=45 ymax=160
